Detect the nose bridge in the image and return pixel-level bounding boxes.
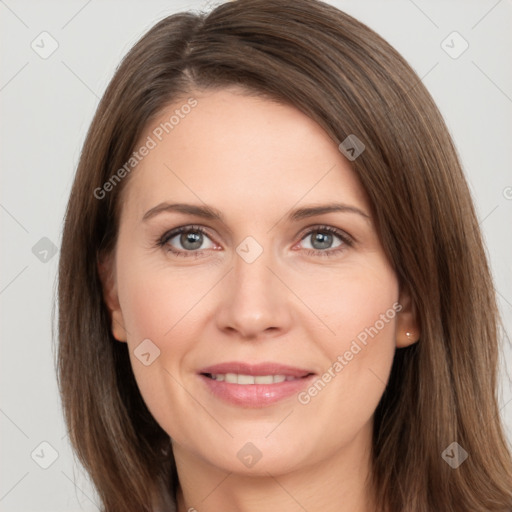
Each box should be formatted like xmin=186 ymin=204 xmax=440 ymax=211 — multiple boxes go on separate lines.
xmin=234 ymin=240 xmax=273 ymax=296
xmin=215 ymin=235 xmax=292 ymax=338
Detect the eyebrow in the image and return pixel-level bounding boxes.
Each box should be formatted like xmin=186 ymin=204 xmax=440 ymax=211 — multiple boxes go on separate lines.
xmin=142 ymin=202 xmax=370 ymax=223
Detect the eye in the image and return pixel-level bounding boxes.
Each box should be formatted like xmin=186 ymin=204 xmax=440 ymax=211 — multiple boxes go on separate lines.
xmin=156 ymin=224 xmax=353 ymax=259
xmin=298 ymin=225 xmax=353 ymax=257
xmin=157 ymin=225 xmax=216 ymax=257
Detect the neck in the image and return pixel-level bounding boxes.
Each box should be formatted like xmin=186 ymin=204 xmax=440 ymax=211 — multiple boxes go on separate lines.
xmin=173 ymin=422 xmax=377 ymax=512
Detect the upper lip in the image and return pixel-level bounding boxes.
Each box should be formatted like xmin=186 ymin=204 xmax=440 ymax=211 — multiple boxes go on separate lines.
xmin=198 ymin=362 xmax=315 ymax=378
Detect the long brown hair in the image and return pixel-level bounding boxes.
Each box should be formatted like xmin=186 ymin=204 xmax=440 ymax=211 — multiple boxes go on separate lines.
xmin=57 ymin=1 xmax=512 ymax=510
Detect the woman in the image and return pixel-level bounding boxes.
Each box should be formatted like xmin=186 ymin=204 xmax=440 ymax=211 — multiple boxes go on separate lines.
xmin=57 ymin=0 xmax=512 ymax=510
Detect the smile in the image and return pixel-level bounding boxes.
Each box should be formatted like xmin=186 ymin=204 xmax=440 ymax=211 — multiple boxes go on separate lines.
xmin=204 ymin=373 xmax=303 ymax=384
xmin=198 ymin=362 xmax=315 ymax=407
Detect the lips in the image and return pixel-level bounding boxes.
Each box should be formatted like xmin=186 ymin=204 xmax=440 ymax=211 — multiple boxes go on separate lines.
xmin=198 ymin=361 xmax=315 ymax=407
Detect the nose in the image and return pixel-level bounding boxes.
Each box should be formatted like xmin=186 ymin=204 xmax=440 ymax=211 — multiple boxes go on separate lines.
xmin=214 ymin=243 xmax=294 ymax=340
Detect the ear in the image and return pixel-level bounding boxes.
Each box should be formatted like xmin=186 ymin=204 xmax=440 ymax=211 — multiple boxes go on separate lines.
xmin=97 ymin=253 xmax=127 ymax=342
xmin=395 ymin=284 xmax=420 ymax=348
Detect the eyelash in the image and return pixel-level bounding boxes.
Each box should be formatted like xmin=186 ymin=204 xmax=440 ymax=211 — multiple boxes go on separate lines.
xmin=156 ymin=224 xmax=354 ymax=259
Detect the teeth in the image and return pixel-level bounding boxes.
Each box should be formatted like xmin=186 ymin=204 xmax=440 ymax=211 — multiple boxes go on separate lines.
xmin=210 ymin=373 xmax=294 ymax=384
xmin=255 ymin=375 xmax=274 ymax=384
xmin=237 ymin=374 xmax=255 ymax=385
xmin=225 ymin=373 xmax=237 ymax=383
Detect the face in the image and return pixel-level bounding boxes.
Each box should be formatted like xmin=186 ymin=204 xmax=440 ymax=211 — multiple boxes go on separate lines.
xmin=100 ymin=87 xmax=418 ymax=477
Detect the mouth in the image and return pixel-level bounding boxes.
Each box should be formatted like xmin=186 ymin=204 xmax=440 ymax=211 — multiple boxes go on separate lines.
xmin=202 ymin=373 xmax=308 ymax=384
xmin=197 ymin=362 xmax=316 ymax=407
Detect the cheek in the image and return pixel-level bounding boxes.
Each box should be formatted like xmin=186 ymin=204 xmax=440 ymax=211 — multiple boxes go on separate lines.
xmin=117 ymin=260 xmax=210 ymax=345
xmin=114 ymin=255 xmax=228 ymax=421
xmin=114 ymin=258 xmax=197 ymax=407
xmin=117 ymin=275 xmax=198 ymax=437
xmin=296 ymin=264 xmax=399 ymax=429
xmin=300 ymin=260 xmax=399 ymax=348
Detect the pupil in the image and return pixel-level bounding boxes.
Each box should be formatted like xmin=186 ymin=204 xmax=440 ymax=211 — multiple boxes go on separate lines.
xmin=181 ymin=231 xmax=202 ymax=250
xmin=312 ymin=232 xmax=332 ymax=250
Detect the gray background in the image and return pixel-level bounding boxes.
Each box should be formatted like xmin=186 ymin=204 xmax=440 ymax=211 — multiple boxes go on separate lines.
xmin=1 ymin=0 xmax=511 ymax=510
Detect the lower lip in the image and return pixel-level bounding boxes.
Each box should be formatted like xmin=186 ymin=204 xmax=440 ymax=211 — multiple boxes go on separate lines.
xmin=199 ymin=374 xmax=315 ymax=407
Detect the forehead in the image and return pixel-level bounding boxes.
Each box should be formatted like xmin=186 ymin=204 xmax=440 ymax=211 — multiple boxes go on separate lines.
xmin=121 ymin=88 xmax=369 ymax=222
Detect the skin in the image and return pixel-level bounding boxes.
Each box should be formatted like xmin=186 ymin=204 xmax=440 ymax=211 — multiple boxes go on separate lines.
xmin=100 ymin=87 xmax=419 ymax=512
